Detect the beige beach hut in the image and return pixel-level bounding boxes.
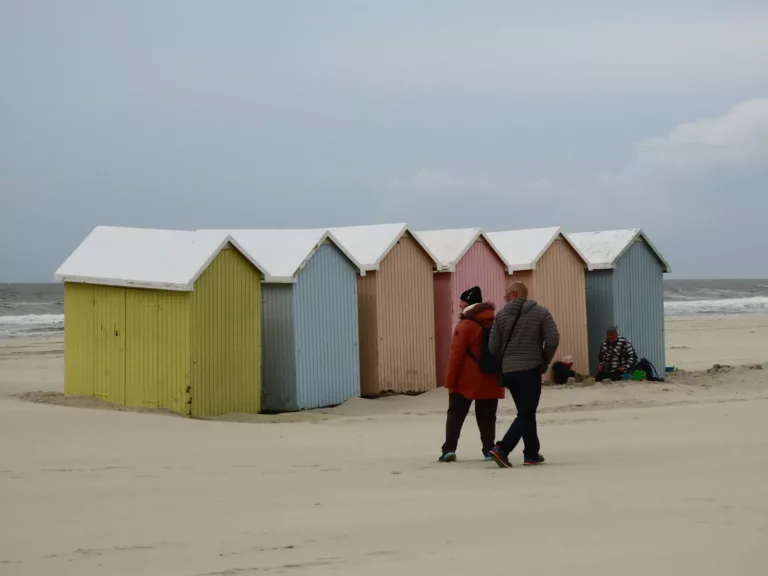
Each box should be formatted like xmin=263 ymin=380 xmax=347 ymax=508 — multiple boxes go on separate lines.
xmin=485 ymin=227 xmax=592 ymax=379
xmin=329 ymin=223 xmax=440 ymax=396
xmin=55 ymin=226 xmax=265 ymax=417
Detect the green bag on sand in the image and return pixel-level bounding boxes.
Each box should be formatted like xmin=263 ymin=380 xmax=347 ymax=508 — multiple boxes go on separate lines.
xmin=631 ymin=370 xmax=647 ymax=381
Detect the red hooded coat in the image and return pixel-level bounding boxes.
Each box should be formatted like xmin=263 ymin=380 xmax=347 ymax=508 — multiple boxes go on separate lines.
xmin=445 ymin=302 xmax=505 ymax=400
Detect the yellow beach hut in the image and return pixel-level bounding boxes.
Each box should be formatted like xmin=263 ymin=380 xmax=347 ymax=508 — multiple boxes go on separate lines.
xmin=55 ymin=226 xmax=266 ymax=418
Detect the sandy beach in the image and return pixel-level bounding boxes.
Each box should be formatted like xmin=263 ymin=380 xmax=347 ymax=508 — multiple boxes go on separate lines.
xmin=1 ymin=315 xmax=767 ymax=575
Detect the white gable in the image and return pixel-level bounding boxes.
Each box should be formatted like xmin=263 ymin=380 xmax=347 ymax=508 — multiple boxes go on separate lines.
xmin=414 ymin=228 xmax=500 ymax=272
xmin=484 ymin=227 xmax=563 ymax=272
xmin=55 ymin=226 xmax=264 ymax=291
xmin=412 ymin=228 xmax=480 ymax=271
xmin=328 ymin=223 xmax=439 ymax=271
xmin=197 ymin=229 xmax=364 ymax=283
xmin=567 ymin=229 xmax=671 ymax=272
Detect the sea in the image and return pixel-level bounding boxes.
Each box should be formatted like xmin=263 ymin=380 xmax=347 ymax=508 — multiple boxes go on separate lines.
xmin=1 ymin=280 xmax=768 ymax=339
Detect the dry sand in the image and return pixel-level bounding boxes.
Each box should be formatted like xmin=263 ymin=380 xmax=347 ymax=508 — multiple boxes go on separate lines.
xmin=666 ymin=314 xmax=768 ymax=370
xmin=1 ymin=315 xmax=767 ymax=575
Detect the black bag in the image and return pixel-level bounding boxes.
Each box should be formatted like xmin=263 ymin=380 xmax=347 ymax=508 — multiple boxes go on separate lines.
xmin=466 ymin=319 xmax=500 ymax=375
xmin=634 ymin=357 xmax=660 ymax=381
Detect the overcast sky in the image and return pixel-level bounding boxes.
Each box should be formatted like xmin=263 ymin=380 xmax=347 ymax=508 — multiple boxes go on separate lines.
xmin=2 ymin=1 xmax=768 ymax=281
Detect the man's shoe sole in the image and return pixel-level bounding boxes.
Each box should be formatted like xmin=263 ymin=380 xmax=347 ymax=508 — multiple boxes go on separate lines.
xmin=488 ymin=451 xmax=512 ymax=468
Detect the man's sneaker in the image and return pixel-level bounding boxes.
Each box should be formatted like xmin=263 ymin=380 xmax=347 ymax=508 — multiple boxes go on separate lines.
xmin=484 ymin=455 xmax=493 ymax=462
xmin=487 ymin=445 xmax=512 ymax=468
xmin=524 ymin=454 xmax=546 ymax=466
xmin=438 ymin=451 xmax=457 ymax=463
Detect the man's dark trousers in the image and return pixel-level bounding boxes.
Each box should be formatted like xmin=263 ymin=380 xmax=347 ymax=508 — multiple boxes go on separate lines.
xmin=595 ymin=369 xmax=622 ymax=382
xmin=499 ymin=369 xmax=542 ymax=457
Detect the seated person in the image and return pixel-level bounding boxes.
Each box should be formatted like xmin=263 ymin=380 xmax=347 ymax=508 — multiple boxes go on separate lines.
xmin=596 ymin=327 xmax=637 ymax=381
xmin=552 ymin=355 xmax=576 ymax=385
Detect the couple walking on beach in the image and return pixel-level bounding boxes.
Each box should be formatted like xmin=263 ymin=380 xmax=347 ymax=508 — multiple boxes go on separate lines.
xmin=440 ymin=281 xmax=560 ymax=468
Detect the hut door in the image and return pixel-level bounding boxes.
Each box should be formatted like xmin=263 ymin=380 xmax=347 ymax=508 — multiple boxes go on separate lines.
xmin=93 ymin=286 xmax=126 ymax=405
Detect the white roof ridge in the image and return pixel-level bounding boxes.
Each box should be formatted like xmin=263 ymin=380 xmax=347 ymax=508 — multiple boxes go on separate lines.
xmin=485 ymin=226 xmax=567 ymax=272
xmin=196 ymin=228 xmax=365 ymax=283
xmin=328 ymin=223 xmax=440 ymax=271
xmin=566 ymin=228 xmax=670 ymax=273
xmin=323 ymin=230 xmax=366 ymax=276
xmin=55 ymin=225 xmax=266 ymax=291
xmin=412 ymin=227 xmax=483 ymax=271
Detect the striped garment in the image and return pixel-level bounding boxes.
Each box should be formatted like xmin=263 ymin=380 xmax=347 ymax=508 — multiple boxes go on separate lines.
xmin=598 ymin=336 xmax=637 ymax=372
xmin=489 ymin=298 xmax=560 ymax=374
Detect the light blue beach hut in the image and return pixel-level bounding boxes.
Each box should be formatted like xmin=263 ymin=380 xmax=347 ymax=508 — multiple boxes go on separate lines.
xmin=568 ymin=229 xmax=671 ymax=379
xmin=198 ymin=229 xmax=364 ymax=411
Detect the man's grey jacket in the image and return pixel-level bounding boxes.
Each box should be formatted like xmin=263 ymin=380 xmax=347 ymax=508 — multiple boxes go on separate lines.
xmin=489 ymin=298 xmax=561 ymax=374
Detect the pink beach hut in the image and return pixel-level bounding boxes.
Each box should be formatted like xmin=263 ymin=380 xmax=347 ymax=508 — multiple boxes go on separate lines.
xmin=413 ymin=228 xmax=509 ymax=388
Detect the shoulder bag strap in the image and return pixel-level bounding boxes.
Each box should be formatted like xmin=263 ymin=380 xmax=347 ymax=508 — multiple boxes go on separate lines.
xmin=500 ymin=302 xmax=526 ymax=358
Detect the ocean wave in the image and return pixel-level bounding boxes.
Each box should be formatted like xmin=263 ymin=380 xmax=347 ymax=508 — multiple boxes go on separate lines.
xmin=0 ymin=313 xmax=65 ymax=337
xmin=664 ymin=280 xmax=768 ymax=303
xmin=665 ymin=296 xmax=768 ymax=316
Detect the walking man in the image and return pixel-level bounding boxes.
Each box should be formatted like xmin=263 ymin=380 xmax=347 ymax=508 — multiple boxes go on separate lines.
xmin=439 ymin=286 xmax=504 ymax=462
xmin=487 ymin=282 xmax=560 ymax=468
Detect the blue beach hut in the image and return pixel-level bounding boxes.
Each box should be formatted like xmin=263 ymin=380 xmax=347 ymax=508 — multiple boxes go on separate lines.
xmin=198 ymin=229 xmax=364 ymax=411
xmin=568 ymin=229 xmax=671 ymax=379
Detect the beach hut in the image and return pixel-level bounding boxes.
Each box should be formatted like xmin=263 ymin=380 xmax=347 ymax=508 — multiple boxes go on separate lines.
xmin=485 ymin=227 xmax=591 ymax=379
xmin=412 ymin=228 xmax=509 ymax=388
xmin=328 ymin=223 xmax=440 ymax=396
xmin=197 ymin=229 xmax=365 ymax=412
xmin=55 ymin=226 xmax=265 ymax=418
xmin=567 ymin=229 xmax=670 ymax=378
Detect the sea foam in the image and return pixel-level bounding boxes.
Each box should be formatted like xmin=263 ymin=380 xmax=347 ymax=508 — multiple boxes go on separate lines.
xmin=665 ymin=296 xmax=768 ymax=316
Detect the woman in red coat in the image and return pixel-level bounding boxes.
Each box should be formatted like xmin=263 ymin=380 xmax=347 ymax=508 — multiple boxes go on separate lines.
xmin=439 ymin=286 xmax=505 ymax=462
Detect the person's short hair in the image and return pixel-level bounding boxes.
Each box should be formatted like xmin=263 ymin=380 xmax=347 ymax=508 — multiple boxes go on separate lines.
xmin=607 ymin=326 xmax=618 ymax=334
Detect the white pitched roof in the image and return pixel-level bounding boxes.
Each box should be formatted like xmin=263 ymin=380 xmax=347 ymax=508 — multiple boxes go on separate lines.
xmin=567 ymin=229 xmax=671 ymax=273
xmin=328 ymin=223 xmax=439 ymax=271
xmin=485 ymin=227 xmax=590 ymax=272
xmin=412 ymin=228 xmax=506 ymax=272
xmin=196 ymin=228 xmax=364 ymax=283
xmin=55 ymin=226 xmax=265 ymax=291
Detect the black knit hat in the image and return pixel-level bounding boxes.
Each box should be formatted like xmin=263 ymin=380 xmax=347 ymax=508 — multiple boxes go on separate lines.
xmin=460 ymin=286 xmax=482 ymax=306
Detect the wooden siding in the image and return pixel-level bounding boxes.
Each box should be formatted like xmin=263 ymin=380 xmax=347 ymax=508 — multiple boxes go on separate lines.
xmin=584 ymin=270 xmax=615 ymax=374
xmin=293 ymin=243 xmax=361 ymax=410
xmin=93 ymin=285 xmax=126 ymax=404
xmin=63 ymin=283 xmax=95 ymax=397
xmin=261 ymin=284 xmax=297 ymax=411
xmin=375 ymin=235 xmax=436 ymax=394
xmin=356 ymin=271 xmax=380 ymax=397
xmin=124 ymin=289 xmax=190 ymax=414
xmin=531 ymin=238 xmax=589 ymax=377
xmin=614 ymin=239 xmax=666 ymax=376
xmin=452 ymin=239 xmax=507 ymax=315
xmin=508 ymin=270 xmax=535 ymax=297
xmin=65 ymin=282 xmax=191 ymax=413
xmin=190 ymin=247 xmax=262 ymax=417
xmin=432 ymin=271 xmax=454 ymax=388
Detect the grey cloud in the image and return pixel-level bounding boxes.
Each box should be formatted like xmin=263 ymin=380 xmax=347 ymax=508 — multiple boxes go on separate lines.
xmin=1 ymin=1 xmax=768 ymax=281
xmin=636 ymin=100 xmax=768 ymax=166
